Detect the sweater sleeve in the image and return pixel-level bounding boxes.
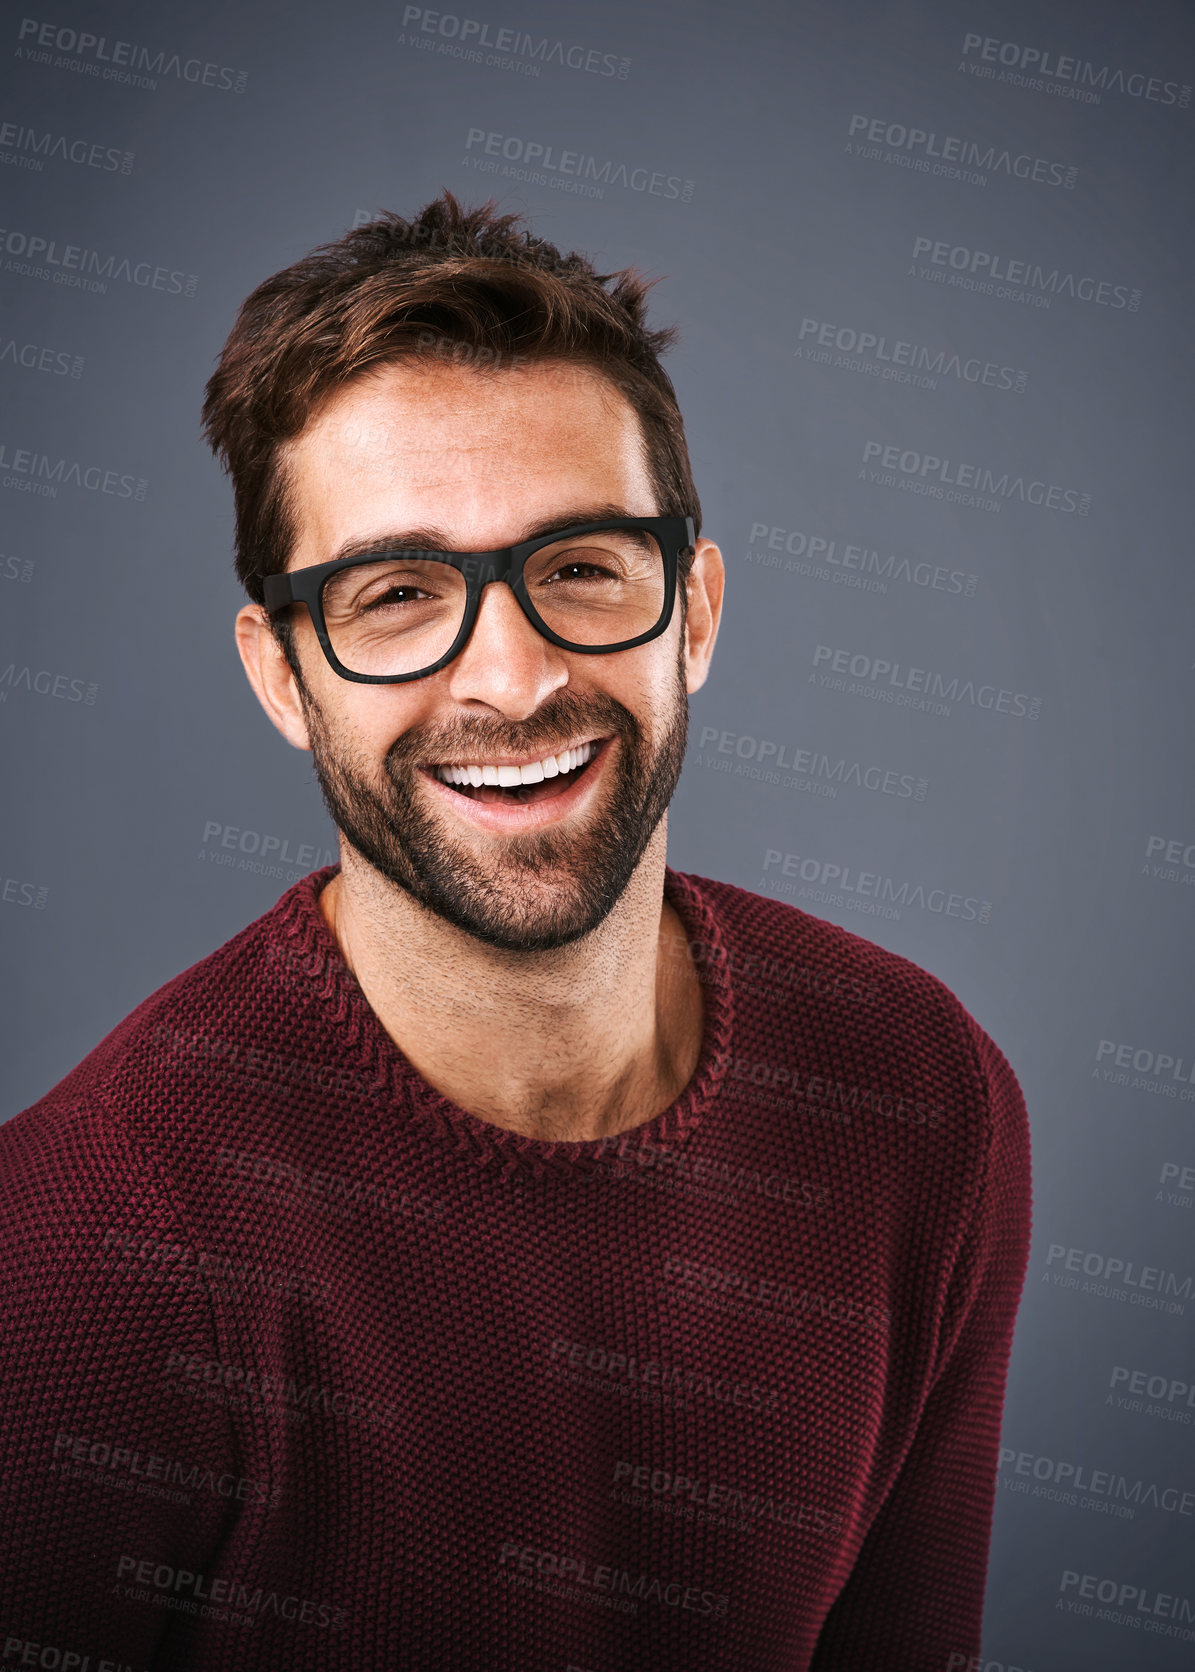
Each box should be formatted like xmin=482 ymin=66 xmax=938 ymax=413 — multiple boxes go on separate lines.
xmin=809 ymin=1016 xmax=1034 ymax=1671
xmin=0 ymin=1092 xmax=243 ymax=1664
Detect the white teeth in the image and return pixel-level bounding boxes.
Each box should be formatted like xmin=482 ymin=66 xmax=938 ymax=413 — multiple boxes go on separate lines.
xmin=433 ymin=740 xmax=596 ymax=786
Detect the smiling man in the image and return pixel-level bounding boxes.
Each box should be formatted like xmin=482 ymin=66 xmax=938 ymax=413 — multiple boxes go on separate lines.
xmin=0 ymin=192 xmax=1032 ymax=1670
xmin=236 ymin=345 xmax=708 ymax=1144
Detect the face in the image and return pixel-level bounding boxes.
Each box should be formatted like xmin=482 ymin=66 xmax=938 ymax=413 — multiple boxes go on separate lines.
xmin=236 ymin=356 xmax=723 ymax=953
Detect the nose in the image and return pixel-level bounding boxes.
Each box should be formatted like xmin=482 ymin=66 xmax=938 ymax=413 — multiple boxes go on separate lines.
xmin=444 ymin=577 xmax=568 ymax=716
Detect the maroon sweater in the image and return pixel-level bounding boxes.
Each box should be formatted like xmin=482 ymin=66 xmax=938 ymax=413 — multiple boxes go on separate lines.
xmin=0 ymin=864 xmax=1032 ymax=1670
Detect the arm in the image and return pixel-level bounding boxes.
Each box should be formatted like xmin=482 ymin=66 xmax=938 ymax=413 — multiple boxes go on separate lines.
xmin=810 ymin=1019 xmax=1034 ymax=1671
xmin=0 ymin=1093 xmax=243 ymax=1663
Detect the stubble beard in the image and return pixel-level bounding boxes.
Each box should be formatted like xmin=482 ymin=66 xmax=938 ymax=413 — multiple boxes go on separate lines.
xmin=294 ymin=628 xmax=690 ymax=953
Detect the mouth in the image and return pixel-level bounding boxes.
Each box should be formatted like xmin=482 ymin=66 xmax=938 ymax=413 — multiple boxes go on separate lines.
xmin=417 ymin=735 xmax=614 ymax=828
xmin=420 ymin=736 xmax=611 ymax=806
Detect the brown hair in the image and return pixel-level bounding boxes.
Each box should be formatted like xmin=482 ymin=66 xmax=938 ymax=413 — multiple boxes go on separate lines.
xmin=201 ymin=189 xmax=702 ymax=662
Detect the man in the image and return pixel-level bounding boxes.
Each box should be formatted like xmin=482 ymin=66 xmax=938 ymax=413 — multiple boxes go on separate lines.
xmin=0 ymin=190 xmax=1032 ymax=1669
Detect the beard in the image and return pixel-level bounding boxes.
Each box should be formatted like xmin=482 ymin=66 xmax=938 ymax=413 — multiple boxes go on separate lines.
xmin=295 ymin=627 xmax=690 ymax=953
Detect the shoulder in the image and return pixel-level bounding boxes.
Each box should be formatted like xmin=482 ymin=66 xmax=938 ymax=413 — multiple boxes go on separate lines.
xmin=1 ymin=870 xmax=334 ymax=1181
xmin=672 ymin=864 xmax=990 ymax=1037
xmin=670 ymin=865 xmax=1029 ymax=1159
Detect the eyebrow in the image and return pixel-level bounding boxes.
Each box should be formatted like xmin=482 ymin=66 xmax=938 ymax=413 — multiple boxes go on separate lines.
xmin=326 ymin=503 xmax=646 ymax=564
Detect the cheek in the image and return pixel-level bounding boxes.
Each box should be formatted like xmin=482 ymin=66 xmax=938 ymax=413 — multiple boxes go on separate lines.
xmin=612 ymin=643 xmax=681 ymax=710
xmin=307 ymin=687 xmax=421 ymax=767
xmin=646 ymin=634 xmax=690 ymax=704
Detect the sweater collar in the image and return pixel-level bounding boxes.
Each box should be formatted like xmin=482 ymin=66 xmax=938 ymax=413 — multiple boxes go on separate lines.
xmin=275 ymin=863 xmax=734 ymax=1180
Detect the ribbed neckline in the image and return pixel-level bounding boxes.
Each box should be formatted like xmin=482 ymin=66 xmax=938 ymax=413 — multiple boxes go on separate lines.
xmin=275 ymin=863 xmax=734 ymax=1181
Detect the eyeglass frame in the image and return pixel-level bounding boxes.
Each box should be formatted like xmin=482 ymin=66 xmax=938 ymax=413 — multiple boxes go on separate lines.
xmin=258 ymin=514 xmax=697 ymax=684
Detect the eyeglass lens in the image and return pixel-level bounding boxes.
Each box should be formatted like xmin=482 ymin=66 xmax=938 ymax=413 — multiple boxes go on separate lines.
xmin=319 ymin=526 xmax=667 ymax=677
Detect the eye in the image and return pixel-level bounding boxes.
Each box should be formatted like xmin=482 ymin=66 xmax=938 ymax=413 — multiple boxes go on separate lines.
xmin=542 ymin=560 xmax=616 ymax=584
xmin=362 ymin=583 xmax=436 ymax=611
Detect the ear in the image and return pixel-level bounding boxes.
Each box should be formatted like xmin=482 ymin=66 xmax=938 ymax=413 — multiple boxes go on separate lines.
xmin=234 ymin=605 xmax=313 ymax=752
xmin=681 ymin=538 xmax=725 ymax=695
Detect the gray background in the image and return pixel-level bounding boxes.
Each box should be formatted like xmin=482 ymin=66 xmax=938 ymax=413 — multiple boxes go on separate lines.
xmin=2 ymin=0 xmax=1193 ymax=1664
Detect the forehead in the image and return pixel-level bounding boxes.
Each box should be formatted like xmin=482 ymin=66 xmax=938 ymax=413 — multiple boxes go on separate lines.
xmin=281 ymin=358 xmax=653 ymax=558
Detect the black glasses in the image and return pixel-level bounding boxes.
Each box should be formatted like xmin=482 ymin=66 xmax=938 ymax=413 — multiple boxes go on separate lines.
xmin=259 ymin=515 xmax=695 ymax=684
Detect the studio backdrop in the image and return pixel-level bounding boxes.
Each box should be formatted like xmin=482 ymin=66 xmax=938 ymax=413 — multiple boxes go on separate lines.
xmin=2 ymin=0 xmax=1193 ymax=1665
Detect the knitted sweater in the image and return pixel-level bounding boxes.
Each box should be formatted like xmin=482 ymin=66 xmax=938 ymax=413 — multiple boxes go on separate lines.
xmin=0 ymin=864 xmax=1032 ymax=1670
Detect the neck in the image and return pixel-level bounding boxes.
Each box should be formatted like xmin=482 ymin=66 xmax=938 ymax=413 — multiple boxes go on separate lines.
xmin=317 ymin=827 xmax=703 ymax=1144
